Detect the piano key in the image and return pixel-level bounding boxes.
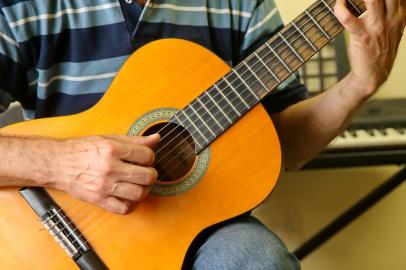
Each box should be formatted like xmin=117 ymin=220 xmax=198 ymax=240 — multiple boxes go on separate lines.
xmin=378 ymin=128 xmax=387 ymax=136
xmin=348 ymin=130 xmax=358 ymax=137
xmin=365 ymin=129 xmax=375 ymax=136
xmin=328 ymin=128 xmax=406 ymax=150
xmin=306 ymin=99 xmax=406 ymax=168
xmin=396 ymin=128 xmax=405 ymax=135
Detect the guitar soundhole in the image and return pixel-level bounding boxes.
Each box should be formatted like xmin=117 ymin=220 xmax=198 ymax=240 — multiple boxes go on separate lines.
xmin=143 ymin=122 xmax=197 ymax=183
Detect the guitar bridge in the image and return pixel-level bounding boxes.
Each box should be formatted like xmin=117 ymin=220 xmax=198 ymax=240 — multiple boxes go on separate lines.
xmin=20 ymin=187 xmax=108 ymax=270
xmin=42 ymin=207 xmax=89 ymax=258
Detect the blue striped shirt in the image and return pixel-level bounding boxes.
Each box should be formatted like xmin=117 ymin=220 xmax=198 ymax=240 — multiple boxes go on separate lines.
xmin=0 ymin=0 xmax=307 ymax=118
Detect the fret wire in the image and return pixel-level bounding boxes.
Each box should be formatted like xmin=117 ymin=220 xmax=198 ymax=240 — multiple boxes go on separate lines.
xmin=216 ymin=0 xmax=337 ymax=116
xmin=214 ymin=84 xmax=241 ymax=116
xmin=347 ymin=0 xmax=361 ymax=14
xmin=179 ymin=110 xmax=209 ymax=144
xmin=265 ymin=42 xmax=292 ymax=72
xmin=320 ymin=0 xmax=334 ymax=14
xmin=180 ymin=0 xmax=342 ymax=142
xmin=152 ymin=0 xmax=346 ymax=160
xmin=220 ymin=0 xmax=337 ymax=107
xmin=223 ymin=78 xmax=250 ymax=109
xmin=278 ymin=32 xmax=304 ymax=63
xmin=291 ymin=21 xmax=317 ymax=51
xmin=253 ymin=52 xmax=281 ymax=83
xmin=233 ymin=69 xmax=261 ymax=101
xmin=68 ymin=0 xmax=348 ymax=188
xmin=188 ymin=104 xmax=216 ymax=137
xmin=241 ymin=62 xmax=269 ymax=94
xmin=173 ymin=114 xmax=203 ymax=149
xmin=196 ymin=96 xmax=225 ymax=131
xmin=305 ymin=10 xmax=331 ymax=40
xmin=206 ymin=90 xmax=233 ymax=124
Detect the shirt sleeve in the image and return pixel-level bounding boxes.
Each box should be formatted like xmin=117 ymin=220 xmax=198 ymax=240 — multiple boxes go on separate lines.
xmin=0 ymin=8 xmax=30 ymax=112
xmin=239 ymin=0 xmax=308 ymax=114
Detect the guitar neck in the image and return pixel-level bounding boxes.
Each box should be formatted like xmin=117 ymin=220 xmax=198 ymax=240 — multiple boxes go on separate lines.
xmin=174 ymin=0 xmax=367 ymax=153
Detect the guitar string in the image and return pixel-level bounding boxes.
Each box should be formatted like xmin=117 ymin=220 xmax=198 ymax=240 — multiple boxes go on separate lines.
xmin=69 ymin=14 xmax=349 ymax=251
xmin=77 ymin=1 xmax=364 ymax=249
xmin=154 ymin=5 xmax=345 ymax=175
xmin=45 ymin=0 xmax=344 ymax=239
xmin=49 ymin=0 xmax=364 ymax=248
xmin=151 ymin=0 xmax=363 ymax=157
xmin=42 ymin=0 xmax=343 ymax=232
xmin=42 ymin=2 xmax=348 ymax=243
xmin=158 ymin=21 xmax=343 ymax=178
xmin=60 ymin=3 xmax=345 ymax=247
xmin=151 ymin=0 xmax=349 ymax=162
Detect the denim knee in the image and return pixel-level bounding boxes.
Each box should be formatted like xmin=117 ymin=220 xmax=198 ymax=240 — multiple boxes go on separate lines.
xmin=192 ymin=216 xmax=300 ymax=270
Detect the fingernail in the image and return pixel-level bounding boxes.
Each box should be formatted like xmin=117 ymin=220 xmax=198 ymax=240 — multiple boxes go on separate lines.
xmin=148 ymin=133 xmax=160 ymax=139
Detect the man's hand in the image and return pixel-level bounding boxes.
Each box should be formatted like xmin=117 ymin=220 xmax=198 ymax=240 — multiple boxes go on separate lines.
xmin=51 ymin=134 xmax=160 ymax=214
xmin=334 ymin=0 xmax=405 ymax=94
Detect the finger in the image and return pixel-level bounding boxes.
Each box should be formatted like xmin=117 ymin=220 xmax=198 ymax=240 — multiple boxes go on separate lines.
xmin=384 ymin=0 xmax=400 ymax=17
xmin=110 ymin=182 xmax=150 ymax=201
xmin=104 ymin=134 xmax=159 ymax=165
xmin=134 ymin=134 xmax=161 ymax=147
xmin=335 ymin=0 xmax=366 ymax=35
xmin=364 ymin=0 xmax=385 ymax=24
xmin=104 ymin=134 xmax=160 ymax=147
xmin=100 ymin=138 xmax=155 ymax=165
xmin=69 ymin=188 xmax=132 ymax=214
xmin=115 ymin=162 xmax=158 ymax=185
xmin=121 ymin=144 xmax=156 ymax=165
xmin=100 ymin=196 xmax=133 ymax=214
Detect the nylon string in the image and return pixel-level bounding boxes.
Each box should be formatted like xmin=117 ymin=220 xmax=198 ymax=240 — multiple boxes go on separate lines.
xmin=45 ymin=0 xmax=345 ymax=246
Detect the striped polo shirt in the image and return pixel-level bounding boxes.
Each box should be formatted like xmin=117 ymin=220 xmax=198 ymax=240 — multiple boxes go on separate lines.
xmin=0 ymin=0 xmax=307 ymax=119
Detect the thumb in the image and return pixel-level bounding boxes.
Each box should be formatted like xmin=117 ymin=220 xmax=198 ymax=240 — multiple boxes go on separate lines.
xmin=132 ymin=133 xmax=161 ymax=147
xmin=103 ymin=134 xmax=161 ymax=147
xmin=334 ymin=0 xmax=365 ymax=36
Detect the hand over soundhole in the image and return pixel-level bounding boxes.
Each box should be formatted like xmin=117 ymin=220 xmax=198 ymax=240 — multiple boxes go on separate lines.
xmin=144 ymin=122 xmax=196 ymax=182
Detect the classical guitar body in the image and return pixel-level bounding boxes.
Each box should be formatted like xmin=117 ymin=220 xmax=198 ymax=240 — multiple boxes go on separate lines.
xmin=0 ymin=39 xmax=281 ymax=269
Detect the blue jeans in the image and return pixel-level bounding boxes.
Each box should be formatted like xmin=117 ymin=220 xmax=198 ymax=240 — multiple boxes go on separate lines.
xmin=183 ymin=215 xmax=301 ymax=270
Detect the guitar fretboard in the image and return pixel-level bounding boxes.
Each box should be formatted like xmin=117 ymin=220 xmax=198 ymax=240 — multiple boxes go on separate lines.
xmin=174 ymin=0 xmax=366 ymax=152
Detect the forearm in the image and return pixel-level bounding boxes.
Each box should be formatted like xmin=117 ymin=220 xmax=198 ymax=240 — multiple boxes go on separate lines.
xmin=0 ymin=135 xmax=61 ymax=187
xmin=273 ymin=72 xmax=373 ymax=170
xmin=0 ymin=133 xmax=160 ymax=214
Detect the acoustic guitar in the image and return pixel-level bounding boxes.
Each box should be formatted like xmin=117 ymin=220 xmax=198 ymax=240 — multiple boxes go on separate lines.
xmin=0 ymin=0 xmax=366 ymax=269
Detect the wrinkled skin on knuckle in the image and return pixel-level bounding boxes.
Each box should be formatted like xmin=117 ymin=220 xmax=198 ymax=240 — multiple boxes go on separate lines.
xmin=86 ymin=135 xmax=118 ymax=157
xmin=99 ymin=161 xmax=115 ymax=177
xmin=373 ymin=22 xmax=385 ymax=37
xmin=110 ymin=182 xmax=121 ymax=194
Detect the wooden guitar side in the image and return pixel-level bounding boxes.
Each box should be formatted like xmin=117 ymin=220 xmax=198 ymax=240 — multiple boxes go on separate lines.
xmin=0 ymin=39 xmax=282 ymax=269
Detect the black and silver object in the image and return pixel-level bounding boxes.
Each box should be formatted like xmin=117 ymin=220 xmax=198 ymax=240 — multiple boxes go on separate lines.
xmin=304 ymin=98 xmax=406 ymax=168
xmin=20 ymin=187 xmax=108 ymax=270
